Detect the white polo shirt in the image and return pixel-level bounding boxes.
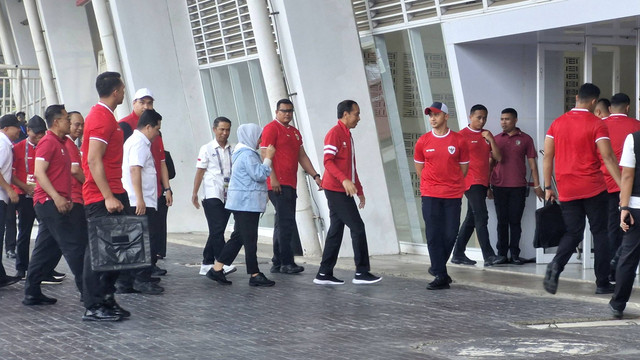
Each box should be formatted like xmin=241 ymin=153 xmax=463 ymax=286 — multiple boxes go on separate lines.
xmin=0 ymin=132 xmax=13 ymax=204
xmin=122 ymin=130 xmax=157 ymax=209
xmin=196 ymin=139 xmax=233 ymax=201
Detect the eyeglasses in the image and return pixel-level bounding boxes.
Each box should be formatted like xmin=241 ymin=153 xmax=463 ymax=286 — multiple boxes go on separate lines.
xmin=278 ymin=109 xmax=294 ymax=113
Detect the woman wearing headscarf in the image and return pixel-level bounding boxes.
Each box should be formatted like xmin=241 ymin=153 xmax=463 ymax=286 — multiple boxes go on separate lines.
xmin=206 ymin=123 xmax=276 ymax=286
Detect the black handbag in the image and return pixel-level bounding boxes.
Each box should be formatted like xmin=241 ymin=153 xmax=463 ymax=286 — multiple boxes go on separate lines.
xmin=87 ymin=215 xmax=151 ymax=271
xmin=533 ymin=200 xmax=566 ymax=248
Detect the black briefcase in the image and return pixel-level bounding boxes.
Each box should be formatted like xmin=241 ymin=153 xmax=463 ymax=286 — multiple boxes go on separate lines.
xmin=533 ymin=201 xmax=566 ymax=249
xmin=87 ymin=215 xmax=151 ymax=271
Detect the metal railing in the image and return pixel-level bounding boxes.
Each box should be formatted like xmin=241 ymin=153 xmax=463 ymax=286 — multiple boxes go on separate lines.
xmin=0 ymin=64 xmax=45 ymax=117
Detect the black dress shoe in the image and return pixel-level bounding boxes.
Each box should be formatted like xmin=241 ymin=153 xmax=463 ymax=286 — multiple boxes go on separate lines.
xmin=427 ymin=276 xmax=451 ymax=290
xmin=133 ymin=281 xmax=164 ymax=295
xmin=427 ymin=266 xmax=452 ymax=284
xmin=596 ymin=283 xmax=615 ymax=294
xmin=485 ymin=255 xmax=507 ymax=267
xmin=152 ymin=265 xmax=167 ymax=276
xmin=104 ymin=295 xmax=131 ymax=318
xmin=82 ymin=305 xmax=121 ymax=322
xmin=249 ymin=272 xmax=275 ymax=287
xmin=0 ymin=275 xmax=21 ymax=288
xmin=280 ymin=264 xmax=304 ymax=274
xmin=451 ymin=255 xmax=477 ymax=265
xmin=543 ymin=262 xmax=561 ymax=294
xmin=270 ymin=265 xmax=281 ymax=273
xmin=206 ymin=269 xmax=232 ymax=285
xmin=23 ymin=294 xmax=58 ymax=306
xmin=609 ymin=303 xmax=623 ymax=319
xmin=510 ymin=257 xmax=524 ymax=265
xmin=6 ymin=250 xmax=16 ymax=259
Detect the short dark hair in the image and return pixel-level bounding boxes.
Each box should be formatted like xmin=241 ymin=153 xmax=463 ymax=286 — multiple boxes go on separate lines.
xmin=16 ymin=111 xmax=25 ymax=118
xmin=213 ymin=116 xmax=231 ymax=128
xmin=470 ymin=104 xmax=488 ymax=115
xmin=501 ymin=108 xmax=518 ymax=118
xmin=67 ymin=111 xmax=81 ymax=117
xmin=577 ymin=83 xmax=600 ymax=101
xmin=137 ymin=109 xmax=162 ymax=129
xmin=276 ymin=99 xmax=293 ymax=111
xmin=96 ymin=71 xmax=123 ymax=98
xmin=337 ymin=100 xmax=358 ymax=119
xmin=610 ymin=93 xmax=630 ymax=107
xmin=44 ymin=104 xmax=66 ymax=127
xmin=597 ymin=98 xmax=611 ymax=108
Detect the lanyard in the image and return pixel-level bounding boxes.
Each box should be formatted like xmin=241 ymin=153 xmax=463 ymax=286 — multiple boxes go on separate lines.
xmin=24 ymin=141 xmax=31 ymax=175
xmin=350 ymin=134 xmax=355 ymax=182
xmin=214 ymin=146 xmax=232 ymax=176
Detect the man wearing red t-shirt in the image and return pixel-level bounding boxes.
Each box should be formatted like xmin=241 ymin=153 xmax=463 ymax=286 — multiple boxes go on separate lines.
xmin=260 ymin=99 xmax=322 ymax=274
xmin=601 ymin=93 xmax=640 ymax=281
xmin=414 ymin=102 xmax=469 ymax=290
xmin=543 ymin=83 xmax=621 ymax=295
xmin=7 ymin=116 xmax=45 ymax=278
xmin=452 ymin=104 xmax=504 ymax=267
xmin=80 ymin=72 xmax=130 ymax=322
xmin=313 ymin=100 xmax=381 ymax=286
xmin=23 ymin=105 xmax=89 ymax=306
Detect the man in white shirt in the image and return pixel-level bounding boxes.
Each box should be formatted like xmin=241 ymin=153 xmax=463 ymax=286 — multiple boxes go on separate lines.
xmin=192 ymin=117 xmax=238 ymax=276
xmin=0 ymin=115 xmax=22 ymax=287
xmin=117 ymin=109 xmax=164 ymax=295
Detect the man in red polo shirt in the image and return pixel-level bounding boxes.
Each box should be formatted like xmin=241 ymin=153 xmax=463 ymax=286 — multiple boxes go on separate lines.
xmin=118 ymin=88 xmax=172 ymax=281
xmin=414 ymin=102 xmax=469 ymax=290
xmin=260 ymin=99 xmax=322 ymax=274
xmin=601 ymin=93 xmax=640 ymax=281
xmin=23 ymin=105 xmax=88 ymax=306
xmin=490 ymin=108 xmax=543 ymax=265
xmin=452 ymin=104 xmax=505 ymax=267
xmin=543 ymin=83 xmax=621 ymax=295
xmin=80 ymin=71 xmax=130 ymax=322
xmin=313 ymin=100 xmax=381 ymax=285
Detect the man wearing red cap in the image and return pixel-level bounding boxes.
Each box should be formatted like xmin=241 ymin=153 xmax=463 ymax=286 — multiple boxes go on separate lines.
xmin=414 ymin=102 xmax=469 ymax=290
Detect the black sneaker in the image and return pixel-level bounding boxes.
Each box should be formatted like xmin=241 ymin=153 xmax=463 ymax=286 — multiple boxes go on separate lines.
xmin=451 ymin=255 xmax=477 ymax=265
xmin=206 ymin=269 xmax=232 ymax=285
xmin=270 ymin=265 xmax=281 ymax=273
xmin=51 ymin=270 xmax=66 ymax=280
xmin=82 ymin=305 xmax=121 ymax=322
xmin=103 ymin=295 xmax=131 ymax=318
xmin=352 ymin=272 xmax=382 ymax=285
xmin=0 ymin=275 xmax=20 ymax=288
xmin=133 ymin=281 xmax=165 ymax=295
xmin=427 ymin=276 xmax=451 ymax=290
xmin=152 ymin=265 xmax=167 ymax=276
xmin=609 ymin=303 xmax=623 ymax=319
xmin=280 ymin=264 xmax=304 ymax=274
xmin=249 ymin=273 xmax=275 ymax=287
xmin=42 ymin=275 xmax=63 ymax=285
xmin=313 ymin=273 xmax=345 ymax=285
xmin=427 ymin=267 xmax=452 ymax=284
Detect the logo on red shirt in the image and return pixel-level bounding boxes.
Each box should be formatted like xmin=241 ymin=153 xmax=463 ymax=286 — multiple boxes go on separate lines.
xmin=448 ymin=146 xmax=455 ymax=154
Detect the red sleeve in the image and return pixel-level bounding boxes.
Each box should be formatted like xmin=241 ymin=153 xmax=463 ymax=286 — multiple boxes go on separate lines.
xmin=87 ymin=116 xmax=114 ymax=144
xmin=65 ymin=139 xmax=81 ymax=164
xmin=12 ymin=143 xmax=18 ymax=172
xmin=35 ymin=138 xmax=56 ymax=163
xmin=546 ymin=121 xmax=556 ymax=138
xmin=525 ymin=134 xmax=537 ymax=159
xmin=152 ymin=136 xmax=166 ymax=161
xmin=414 ymin=136 xmax=425 ymax=163
xmin=594 ymin=120 xmax=610 ymax=142
xmin=458 ymin=136 xmax=470 ymax=164
xmin=323 ymin=128 xmax=349 ymax=184
xmin=260 ymin=122 xmax=277 ymax=148
xmin=355 ymin=168 xmax=363 ymax=196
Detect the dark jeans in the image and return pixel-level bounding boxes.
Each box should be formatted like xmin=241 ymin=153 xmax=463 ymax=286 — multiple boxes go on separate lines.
xmin=12 ymin=194 xmax=36 ymax=272
xmin=493 ymin=186 xmax=527 ymax=258
xmin=318 ymin=190 xmax=370 ymax=275
xmin=116 ymin=207 xmax=159 ymax=286
xmin=422 ymin=196 xmax=462 ymax=277
xmin=156 ymin=195 xmax=168 ymax=258
xmin=25 ymin=201 xmax=87 ymax=297
xmin=202 ymin=198 xmax=240 ymax=264
xmin=4 ymin=202 xmax=16 ymax=251
xmin=610 ymin=207 xmax=640 ymax=311
xmin=217 ymin=211 xmax=259 ymax=274
xmin=269 ymin=186 xmax=298 ymax=266
xmin=82 ymin=192 xmax=132 ymax=309
xmin=552 ymin=191 xmax=610 ymax=287
xmin=606 ymin=192 xmax=623 ymax=261
xmin=454 ymin=185 xmax=496 ymax=260
xmin=0 ymin=200 xmax=7 ymax=277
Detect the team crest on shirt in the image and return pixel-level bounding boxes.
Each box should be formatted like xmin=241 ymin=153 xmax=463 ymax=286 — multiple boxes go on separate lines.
xmin=295 ymin=133 xmax=300 ymax=141
xmin=448 ymin=146 xmax=455 ymax=154
xmin=515 ymin=140 xmax=521 ymax=146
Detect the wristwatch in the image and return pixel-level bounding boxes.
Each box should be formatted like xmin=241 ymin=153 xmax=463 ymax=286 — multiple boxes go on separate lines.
xmin=620 ymin=206 xmax=630 ymax=211
xmin=544 ymin=186 xmax=552 ymax=190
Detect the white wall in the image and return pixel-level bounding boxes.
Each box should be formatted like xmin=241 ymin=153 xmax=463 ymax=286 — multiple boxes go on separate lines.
xmin=271 ymin=0 xmax=400 ymax=255
xmin=109 ymin=0 xmax=212 ymax=232
xmin=4 ymin=0 xmax=36 ymax=65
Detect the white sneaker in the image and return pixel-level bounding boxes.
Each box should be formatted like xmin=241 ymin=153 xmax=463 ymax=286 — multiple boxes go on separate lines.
xmin=199 ymin=264 xmax=213 ymax=276
xmin=223 ymin=264 xmax=237 ymax=275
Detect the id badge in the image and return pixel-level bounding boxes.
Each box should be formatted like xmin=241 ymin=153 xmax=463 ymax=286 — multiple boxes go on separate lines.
xmin=223 ymin=177 xmax=230 ymax=189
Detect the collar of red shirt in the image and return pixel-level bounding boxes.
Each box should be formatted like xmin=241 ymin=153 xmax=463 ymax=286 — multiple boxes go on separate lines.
xmin=46 ymin=130 xmax=67 ymax=143
xmin=337 ymin=120 xmax=350 ymax=135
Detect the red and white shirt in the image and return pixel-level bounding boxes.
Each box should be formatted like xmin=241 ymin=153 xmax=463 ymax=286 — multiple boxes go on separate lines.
xmin=81 ymin=102 xmax=125 ymax=205
xmin=11 ymin=139 xmax=36 ymax=195
xmin=414 ymin=129 xmax=469 ymax=199
xmin=260 ymin=119 xmax=302 ymax=190
xmin=322 ymin=120 xmax=363 ymax=195
xmin=33 ymin=131 xmax=71 ymax=205
xmin=459 ymin=126 xmax=492 ymax=189
xmin=65 ymin=136 xmax=83 ymax=204
xmin=546 ymin=108 xmax=609 ymax=201
xmin=601 ymin=114 xmax=640 ymax=193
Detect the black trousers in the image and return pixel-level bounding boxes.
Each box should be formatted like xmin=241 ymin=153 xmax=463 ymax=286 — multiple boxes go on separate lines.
xmin=493 ymin=186 xmax=527 ymax=258
xmin=610 ymin=207 xmax=640 ymax=311
xmin=0 ymin=200 xmax=8 ymax=277
xmin=454 ymin=185 xmax=497 ymax=260
xmin=116 ymin=207 xmax=159 ymax=286
xmin=269 ymin=186 xmax=298 ymax=266
xmin=156 ymin=195 xmax=168 ymax=258
xmin=25 ymin=201 xmax=87 ymax=297
xmin=422 ymin=196 xmax=462 ymax=277
xmin=318 ymin=190 xmax=370 ymax=275
xmin=217 ymin=211 xmax=259 ymax=274
xmin=11 ymin=194 xmax=37 ymax=272
xmin=606 ymin=191 xmax=623 ymax=261
xmin=3 ymin=202 xmax=16 ymax=251
xmin=82 ymin=193 xmax=132 ymax=309
xmin=202 ymin=198 xmax=240 ymax=264
xmin=552 ymin=191 xmax=610 ymax=287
